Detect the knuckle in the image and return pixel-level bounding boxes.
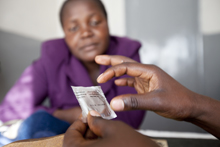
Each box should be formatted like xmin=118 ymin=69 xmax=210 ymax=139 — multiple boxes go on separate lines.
xmin=124 ymin=96 xmax=139 ymax=109
xmin=149 ymin=64 xmax=158 ymax=71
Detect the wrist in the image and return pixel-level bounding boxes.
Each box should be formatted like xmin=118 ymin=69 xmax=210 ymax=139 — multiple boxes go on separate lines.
xmin=186 ymin=94 xmax=220 ymax=138
xmin=185 ymin=93 xmax=208 ymax=122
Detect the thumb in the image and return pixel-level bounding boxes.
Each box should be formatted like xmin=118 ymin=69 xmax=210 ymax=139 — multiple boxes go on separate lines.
xmin=63 ymin=119 xmax=87 ymax=147
xmin=87 ymin=113 xmax=112 ymax=137
xmin=110 ymin=93 xmax=160 ymax=111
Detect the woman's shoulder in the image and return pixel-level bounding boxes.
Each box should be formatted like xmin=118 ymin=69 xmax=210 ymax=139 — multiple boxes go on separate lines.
xmin=41 ymin=38 xmax=68 ymax=53
xmin=35 ymin=38 xmax=70 ymax=68
xmin=40 ymin=38 xmax=70 ymax=60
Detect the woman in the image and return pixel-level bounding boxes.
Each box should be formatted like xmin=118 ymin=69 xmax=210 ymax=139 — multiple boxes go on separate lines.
xmin=0 ymin=0 xmax=145 ymax=144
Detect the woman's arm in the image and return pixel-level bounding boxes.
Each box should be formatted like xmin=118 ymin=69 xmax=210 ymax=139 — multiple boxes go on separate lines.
xmin=53 ymin=106 xmax=82 ymax=124
xmin=0 ymin=61 xmax=52 ymax=122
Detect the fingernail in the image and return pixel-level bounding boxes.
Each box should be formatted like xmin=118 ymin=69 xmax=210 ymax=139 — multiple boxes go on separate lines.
xmin=90 ymin=110 xmax=101 ymax=117
xmin=95 ymin=56 xmax=101 ymax=62
xmin=111 ymin=99 xmax=124 ymax=111
xmin=97 ymin=73 xmax=103 ymax=83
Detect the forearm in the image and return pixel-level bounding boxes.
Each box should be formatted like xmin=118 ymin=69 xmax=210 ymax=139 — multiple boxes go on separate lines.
xmin=188 ymin=94 xmax=220 ymax=139
xmin=53 ymin=106 xmax=82 ymax=124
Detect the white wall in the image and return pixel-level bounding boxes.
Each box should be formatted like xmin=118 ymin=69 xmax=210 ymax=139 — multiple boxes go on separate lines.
xmin=0 ymin=0 xmax=64 ymax=41
xmin=101 ymin=0 xmax=126 ymax=36
xmin=0 ymin=0 xmax=126 ymax=41
xmin=200 ymin=0 xmax=220 ymax=35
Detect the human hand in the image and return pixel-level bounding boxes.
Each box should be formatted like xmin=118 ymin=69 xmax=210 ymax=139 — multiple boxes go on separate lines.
xmin=63 ymin=112 xmax=159 ymax=147
xmin=95 ymin=55 xmax=200 ymax=121
xmin=95 ymin=55 xmax=220 ymax=139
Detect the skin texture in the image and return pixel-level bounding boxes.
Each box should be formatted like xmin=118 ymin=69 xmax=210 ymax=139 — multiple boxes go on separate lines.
xmin=53 ymin=107 xmax=82 ymax=124
xmin=63 ymin=113 xmax=159 ymax=147
xmin=53 ymin=0 xmax=110 ymax=123
xmin=62 ymin=55 xmax=220 ymax=147
xmin=62 ymin=0 xmax=109 ymax=63
xmin=95 ymin=55 xmax=220 ymax=139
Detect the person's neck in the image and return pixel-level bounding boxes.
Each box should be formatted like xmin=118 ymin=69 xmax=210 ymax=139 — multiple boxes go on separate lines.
xmin=82 ymin=61 xmax=100 ymax=86
xmin=82 ymin=61 xmax=99 ymax=72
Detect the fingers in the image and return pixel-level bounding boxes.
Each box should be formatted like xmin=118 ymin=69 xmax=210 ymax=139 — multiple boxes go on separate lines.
xmin=110 ymin=92 xmax=162 ymax=111
xmin=63 ymin=119 xmax=87 ymax=147
xmin=114 ymin=78 xmax=135 ymax=87
xmin=84 ymin=127 xmax=98 ymax=140
xmin=87 ymin=113 xmax=112 ymax=137
xmin=95 ymin=55 xmax=137 ymax=66
xmin=97 ymin=62 xmax=150 ymax=83
xmin=67 ymin=119 xmax=87 ymax=139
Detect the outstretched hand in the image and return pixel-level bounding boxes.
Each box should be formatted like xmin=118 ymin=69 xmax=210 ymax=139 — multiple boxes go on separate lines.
xmin=63 ymin=54 xmax=220 ymax=147
xmin=95 ymin=55 xmax=197 ymax=121
xmin=95 ymin=55 xmax=220 ymax=139
xmin=63 ymin=112 xmax=159 ymax=147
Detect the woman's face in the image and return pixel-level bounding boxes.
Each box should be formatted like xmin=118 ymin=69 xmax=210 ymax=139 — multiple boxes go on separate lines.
xmin=62 ymin=0 xmax=109 ymax=62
